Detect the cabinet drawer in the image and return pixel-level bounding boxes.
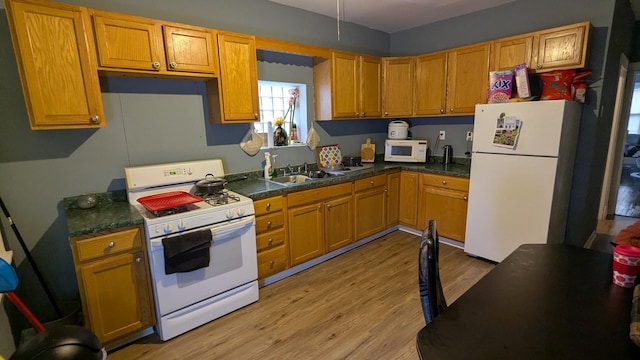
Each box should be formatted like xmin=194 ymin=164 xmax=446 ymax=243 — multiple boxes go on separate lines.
xmin=75 ymin=227 xmax=142 ymax=262
xmin=287 ymin=182 xmax=352 ymax=207
xmin=354 ymin=174 xmax=387 ymax=192
xmin=422 ymin=174 xmax=469 ymax=192
xmin=253 ymin=196 xmax=284 ymax=216
xmin=257 ymin=245 xmax=287 ymax=279
xmin=256 ymin=229 xmax=286 ymax=252
xmin=256 ymin=212 xmax=284 ymax=234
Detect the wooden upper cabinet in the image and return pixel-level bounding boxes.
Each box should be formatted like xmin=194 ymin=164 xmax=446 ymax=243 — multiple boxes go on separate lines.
xmin=91 ymin=10 xmax=218 ymax=76
xmin=163 ymin=25 xmax=218 ymax=74
xmin=331 ymin=51 xmax=359 ymax=118
xmin=532 ymin=22 xmax=589 ymax=72
xmin=5 ymin=0 xmax=104 ymax=130
xmin=490 ymin=35 xmax=533 ymax=71
xmin=414 ymin=51 xmax=447 ymax=116
xmin=446 ymin=43 xmax=490 ymax=114
xmin=382 ymin=57 xmax=414 ymax=117
xmin=92 ymin=12 xmax=165 ymax=72
xmin=359 ymin=55 xmax=382 ymax=118
xmin=215 ymin=31 xmax=259 ymax=122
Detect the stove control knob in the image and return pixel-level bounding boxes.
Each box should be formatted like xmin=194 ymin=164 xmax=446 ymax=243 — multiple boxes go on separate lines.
xmin=163 ymin=223 xmax=174 ymax=233
xmin=177 ymin=220 xmax=187 ymax=231
xmin=226 ymin=209 xmax=235 ymax=219
xmin=237 ymin=207 xmax=245 ymax=216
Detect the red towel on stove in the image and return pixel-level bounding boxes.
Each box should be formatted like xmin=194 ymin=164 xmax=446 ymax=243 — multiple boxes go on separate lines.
xmin=162 ymin=229 xmax=212 ymax=274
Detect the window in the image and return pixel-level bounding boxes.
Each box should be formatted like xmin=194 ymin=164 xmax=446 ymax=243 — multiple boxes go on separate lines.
xmin=258 ymin=81 xmax=307 ymax=146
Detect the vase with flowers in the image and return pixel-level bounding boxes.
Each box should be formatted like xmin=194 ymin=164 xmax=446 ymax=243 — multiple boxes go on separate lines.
xmin=285 ymin=88 xmax=300 ymax=144
xmin=273 ymin=116 xmax=287 ymax=146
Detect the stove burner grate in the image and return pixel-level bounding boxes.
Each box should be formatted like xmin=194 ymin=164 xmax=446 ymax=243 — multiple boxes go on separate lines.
xmin=195 ymin=189 xmax=241 ymax=206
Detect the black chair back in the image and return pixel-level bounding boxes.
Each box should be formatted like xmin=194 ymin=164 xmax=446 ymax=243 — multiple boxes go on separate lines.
xmin=419 ymin=220 xmax=447 ymax=324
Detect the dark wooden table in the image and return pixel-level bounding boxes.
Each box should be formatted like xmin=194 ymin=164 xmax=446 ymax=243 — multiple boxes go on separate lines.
xmin=416 ymin=244 xmax=640 ymax=359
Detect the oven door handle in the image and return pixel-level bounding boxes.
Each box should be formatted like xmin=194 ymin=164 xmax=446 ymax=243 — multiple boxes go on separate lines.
xmin=150 ymin=215 xmax=255 ymax=251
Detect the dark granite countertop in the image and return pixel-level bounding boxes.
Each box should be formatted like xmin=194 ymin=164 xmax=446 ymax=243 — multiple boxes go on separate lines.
xmin=64 ymin=190 xmax=143 ymax=238
xmin=63 ymin=159 xmax=470 ymax=236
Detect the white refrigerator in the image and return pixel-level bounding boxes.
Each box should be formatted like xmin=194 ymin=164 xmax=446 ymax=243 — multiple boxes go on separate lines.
xmin=464 ymin=100 xmax=581 ymax=262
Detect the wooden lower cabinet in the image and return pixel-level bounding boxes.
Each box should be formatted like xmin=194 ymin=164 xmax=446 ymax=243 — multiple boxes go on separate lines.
xmin=70 ymin=225 xmax=154 ymax=344
xmin=354 ymin=174 xmax=387 ymax=240
xmin=418 ymin=174 xmax=469 ymax=242
xmin=254 ymin=196 xmax=288 ymax=279
xmin=287 ymin=183 xmax=352 ymax=266
xmin=399 ymin=171 xmax=420 ymax=229
xmin=386 ymin=172 xmax=400 ymax=227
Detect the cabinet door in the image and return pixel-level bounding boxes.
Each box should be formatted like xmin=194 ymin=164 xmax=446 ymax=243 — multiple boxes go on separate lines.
xmin=532 ymin=22 xmax=588 ymax=72
xmin=414 ymin=52 xmax=447 ymax=116
xmin=386 ymin=172 xmax=400 ymax=227
xmin=382 ymin=57 xmax=414 ymax=117
xmin=399 ymin=172 xmax=420 ymax=229
xmin=325 ymin=196 xmax=353 ymax=251
xmin=446 ymin=43 xmax=490 ymax=114
xmin=422 ymin=186 xmax=469 ymax=242
xmin=6 ymin=0 xmax=104 ymax=129
xmin=217 ymin=32 xmax=260 ymax=122
xmin=93 ymin=13 xmax=164 ymax=71
xmin=360 ymin=55 xmax=382 ymax=118
xmin=81 ymin=251 xmax=154 ymax=343
xmin=490 ymin=35 xmax=533 ymax=71
xmin=288 ymin=202 xmax=324 ymax=266
xmin=332 ymin=51 xmax=359 ymax=118
xmin=354 ymin=187 xmax=386 ymax=240
xmin=163 ymin=25 xmax=218 ymax=74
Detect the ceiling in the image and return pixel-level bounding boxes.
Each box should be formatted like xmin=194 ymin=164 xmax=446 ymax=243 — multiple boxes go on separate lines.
xmin=267 ymin=0 xmax=517 ymax=33
xmin=270 ymin=0 xmax=640 ymax=34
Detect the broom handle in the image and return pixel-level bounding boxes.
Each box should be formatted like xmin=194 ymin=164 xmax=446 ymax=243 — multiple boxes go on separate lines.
xmin=6 ymin=292 xmax=46 ymax=332
xmin=0 ymin=197 xmax=63 ymax=317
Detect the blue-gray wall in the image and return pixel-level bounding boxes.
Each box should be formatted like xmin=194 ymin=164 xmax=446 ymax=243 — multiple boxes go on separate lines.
xmin=0 ymin=0 xmax=632 ymax=332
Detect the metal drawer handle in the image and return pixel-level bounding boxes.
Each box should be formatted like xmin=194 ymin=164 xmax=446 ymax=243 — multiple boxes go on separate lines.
xmin=152 ymin=61 xmax=160 ymax=69
xmin=463 ymin=196 xmax=468 ymax=201
xmin=269 ymin=260 xmax=274 ymax=269
xmin=370 ymin=181 xmax=374 ymax=186
xmin=266 ymin=202 xmax=271 ymax=210
xmin=170 ymin=61 xmax=177 ymax=69
xmin=267 ymin=221 xmax=272 ymax=228
xmin=136 ymin=257 xmax=141 ymax=263
xmin=442 ymin=180 xmax=447 ymax=185
xmin=90 ymin=115 xmax=99 ymax=123
xmin=107 ymin=241 xmax=115 ymax=248
xmin=268 ymin=238 xmax=273 ymax=245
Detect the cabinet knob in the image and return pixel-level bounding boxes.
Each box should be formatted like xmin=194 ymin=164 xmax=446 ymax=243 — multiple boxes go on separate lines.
xmin=107 ymin=241 xmax=115 ymax=248
xmin=536 ymin=64 xmax=542 ymax=69
xmin=355 ymin=112 xmax=360 ymax=116
xmin=136 ymin=257 xmax=142 ymax=263
xmin=442 ymin=180 xmax=447 ymax=185
xmin=170 ymin=61 xmax=177 ymax=69
xmin=152 ymin=62 xmax=161 ymax=69
xmin=384 ymin=112 xmax=389 ymax=116
xmin=318 ymin=205 xmax=322 ymax=211
xmin=266 ymin=202 xmax=271 ymax=210
xmin=326 ymin=204 xmax=331 ymax=210
xmin=463 ymin=196 xmax=468 ymax=201
xmin=269 ymin=260 xmax=275 ymax=269
xmin=370 ymin=181 xmax=374 ymax=186
xmin=254 ymin=114 xmax=259 ymax=119
xmin=266 ymin=221 xmax=272 ymax=228
xmin=440 ymin=109 xmax=444 ymax=114
xmin=268 ymin=238 xmax=273 ymax=245
xmin=362 ymin=112 xmax=366 ymax=116
xmin=449 ymin=108 xmax=454 ymax=112
xmin=89 ymin=115 xmax=99 ymax=123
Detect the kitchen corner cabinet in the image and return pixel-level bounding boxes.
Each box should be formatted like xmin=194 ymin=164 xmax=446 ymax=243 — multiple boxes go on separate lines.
xmin=254 ymin=196 xmax=288 ymax=279
xmin=445 ymin=43 xmax=490 ymax=115
xmin=91 ymin=11 xmax=218 ymax=76
xmin=208 ymin=31 xmax=259 ymax=123
xmin=313 ymin=51 xmax=381 ymax=120
xmin=70 ymin=225 xmax=154 ymax=344
xmin=382 ymin=57 xmax=414 ymax=117
xmin=287 ymin=183 xmax=352 ymax=265
xmin=354 ymin=174 xmax=387 ymax=240
xmin=386 ymin=172 xmax=400 ymax=227
xmin=418 ymin=174 xmax=469 ymax=242
xmin=414 ymin=51 xmax=448 ymax=116
xmin=490 ymin=21 xmax=590 ymax=72
xmin=5 ymin=0 xmax=104 ymax=130
xmin=399 ymin=171 xmax=420 ymax=229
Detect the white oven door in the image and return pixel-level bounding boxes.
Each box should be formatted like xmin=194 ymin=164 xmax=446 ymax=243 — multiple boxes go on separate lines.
xmin=148 ymin=215 xmax=257 ymax=316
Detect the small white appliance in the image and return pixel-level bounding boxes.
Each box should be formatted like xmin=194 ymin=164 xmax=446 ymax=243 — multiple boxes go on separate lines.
xmin=388 ymin=120 xmax=409 ymax=139
xmin=125 ymin=159 xmax=258 ymax=341
xmin=464 ymin=100 xmax=581 ymax=263
xmin=384 ymin=139 xmax=428 ymax=163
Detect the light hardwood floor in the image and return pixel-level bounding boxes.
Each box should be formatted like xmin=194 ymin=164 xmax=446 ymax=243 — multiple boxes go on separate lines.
xmin=108 ymin=230 xmax=494 ymax=360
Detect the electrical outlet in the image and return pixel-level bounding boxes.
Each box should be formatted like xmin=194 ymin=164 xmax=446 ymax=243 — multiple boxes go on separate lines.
xmin=466 ymin=131 xmax=473 ymax=142
xmin=439 ymin=131 xmax=446 ymax=140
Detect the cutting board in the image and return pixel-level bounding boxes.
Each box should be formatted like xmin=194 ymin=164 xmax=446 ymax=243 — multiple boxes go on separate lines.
xmin=361 ymin=138 xmax=375 ymax=163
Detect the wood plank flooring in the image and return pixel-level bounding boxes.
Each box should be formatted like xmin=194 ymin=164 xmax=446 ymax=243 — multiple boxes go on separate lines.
xmin=107 ymin=231 xmax=494 ymax=360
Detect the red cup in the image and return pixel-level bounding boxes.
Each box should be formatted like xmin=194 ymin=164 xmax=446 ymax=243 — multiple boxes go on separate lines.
xmin=612 ymin=245 xmax=640 ymax=288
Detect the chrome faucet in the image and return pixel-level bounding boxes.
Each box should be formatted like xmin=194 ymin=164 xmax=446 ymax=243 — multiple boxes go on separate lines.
xmin=284 ymin=163 xmax=295 ymax=175
xmin=298 ymin=162 xmax=308 ymax=174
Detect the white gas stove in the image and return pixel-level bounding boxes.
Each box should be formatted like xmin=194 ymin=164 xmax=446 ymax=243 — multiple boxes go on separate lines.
xmin=124 ymin=159 xmax=258 ymax=341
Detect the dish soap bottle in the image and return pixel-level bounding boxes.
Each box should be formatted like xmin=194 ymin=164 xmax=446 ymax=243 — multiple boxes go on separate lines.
xmin=264 ymin=152 xmax=272 ymax=179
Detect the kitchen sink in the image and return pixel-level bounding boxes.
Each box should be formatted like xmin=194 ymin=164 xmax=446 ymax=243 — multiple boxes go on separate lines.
xmin=266 ymin=174 xmax=317 ymax=186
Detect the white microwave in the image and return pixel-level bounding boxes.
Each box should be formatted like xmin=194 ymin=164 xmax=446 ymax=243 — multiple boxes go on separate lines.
xmin=384 ymin=139 xmax=428 ymax=163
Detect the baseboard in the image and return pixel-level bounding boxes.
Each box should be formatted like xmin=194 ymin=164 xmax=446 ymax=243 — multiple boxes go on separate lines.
xmin=584 ymin=230 xmax=597 ymax=249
